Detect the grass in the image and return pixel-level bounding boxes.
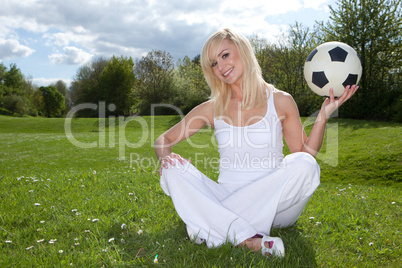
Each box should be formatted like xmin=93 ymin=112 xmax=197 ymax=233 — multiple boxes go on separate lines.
xmin=0 ymin=115 xmax=400 ymax=267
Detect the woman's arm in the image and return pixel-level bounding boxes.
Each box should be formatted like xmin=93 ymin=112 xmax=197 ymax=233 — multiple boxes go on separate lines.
xmin=278 ymin=85 xmax=359 ymax=157
xmin=155 ymin=100 xmax=214 ymax=173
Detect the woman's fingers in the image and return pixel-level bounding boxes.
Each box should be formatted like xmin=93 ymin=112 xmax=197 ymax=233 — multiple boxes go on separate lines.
xmin=159 ymin=153 xmax=189 ymax=175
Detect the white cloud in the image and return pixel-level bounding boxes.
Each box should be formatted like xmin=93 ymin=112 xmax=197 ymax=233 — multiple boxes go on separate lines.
xmin=303 ymin=0 xmax=329 ymax=9
xmin=31 ymin=77 xmax=73 ymax=87
xmin=0 ymin=38 xmax=35 ymax=59
xmin=49 ymin=46 xmax=93 ymax=65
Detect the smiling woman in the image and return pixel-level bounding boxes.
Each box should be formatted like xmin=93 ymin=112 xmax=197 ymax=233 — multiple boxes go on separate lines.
xmin=155 ymin=28 xmax=359 ymax=258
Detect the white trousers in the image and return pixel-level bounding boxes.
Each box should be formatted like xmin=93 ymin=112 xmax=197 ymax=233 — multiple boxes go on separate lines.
xmin=160 ymin=152 xmax=320 ymax=248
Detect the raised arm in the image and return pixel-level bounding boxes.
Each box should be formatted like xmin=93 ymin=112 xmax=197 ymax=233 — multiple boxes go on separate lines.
xmin=278 ymin=85 xmax=359 ymax=157
xmin=155 ymin=100 xmax=214 ymax=173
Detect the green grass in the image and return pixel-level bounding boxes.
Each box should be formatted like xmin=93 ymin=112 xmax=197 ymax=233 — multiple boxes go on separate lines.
xmin=0 ymin=115 xmax=401 ymax=267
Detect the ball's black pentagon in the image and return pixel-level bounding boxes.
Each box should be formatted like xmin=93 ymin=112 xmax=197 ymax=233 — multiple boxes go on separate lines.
xmin=342 ymin=74 xmax=358 ymax=87
xmin=306 ymin=48 xmax=318 ymax=62
xmin=328 ymin=46 xmax=348 ymax=62
xmin=312 ymin=71 xmax=329 ymax=88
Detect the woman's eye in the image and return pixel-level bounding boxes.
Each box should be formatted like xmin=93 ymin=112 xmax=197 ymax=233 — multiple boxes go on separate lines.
xmin=222 ymin=53 xmax=229 ymax=59
xmin=211 ymin=61 xmax=217 ymax=67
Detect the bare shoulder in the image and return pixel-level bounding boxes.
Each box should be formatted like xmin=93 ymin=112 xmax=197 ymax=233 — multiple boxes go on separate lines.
xmin=186 ymin=99 xmax=214 ymax=127
xmin=272 ymin=89 xmax=298 ymax=120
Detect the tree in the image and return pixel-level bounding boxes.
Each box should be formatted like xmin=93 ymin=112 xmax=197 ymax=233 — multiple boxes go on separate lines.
xmin=319 ymin=0 xmax=402 ymax=120
xmin=133 ymin=50 xmax=175 ymax=115
xmin=69 ymin=57 xmax=108 ymax=116
xmin=0 ymin=63 xmax=37 ymax=116
xmin=173 ymin=55 xmax=210 ymax=114
xmin=99 ymin=56 xmax=136 ymax=116
xmin=51 ymin=80 xmax=70 ymax=113
xmin=252 ymin=23 xmax=323 ymax=116
xmin=39 ymin=86 xmax=65 ymax=117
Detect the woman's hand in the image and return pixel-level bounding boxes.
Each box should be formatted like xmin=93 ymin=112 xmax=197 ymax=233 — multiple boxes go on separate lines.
xmin=319 ymin=85 xmax=359 ymax=121
xmin=159 ymin=153 xmax=191 ymax=175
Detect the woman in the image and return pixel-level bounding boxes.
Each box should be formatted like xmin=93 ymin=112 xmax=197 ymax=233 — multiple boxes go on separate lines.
xmin=155 ymin=28 xmax=358 ymax=257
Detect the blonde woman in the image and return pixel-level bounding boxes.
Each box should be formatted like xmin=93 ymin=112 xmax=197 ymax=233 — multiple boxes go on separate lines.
xmin=155 ymin=28 xmax=358 ymax=257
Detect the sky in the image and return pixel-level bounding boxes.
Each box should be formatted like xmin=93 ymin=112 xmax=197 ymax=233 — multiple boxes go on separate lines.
xmin=0 ymin=0 xmax=337 ymax=87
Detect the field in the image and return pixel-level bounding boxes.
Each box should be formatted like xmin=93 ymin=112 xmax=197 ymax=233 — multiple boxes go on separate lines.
xmin=0 ymin=115 xmax=401 ymax=267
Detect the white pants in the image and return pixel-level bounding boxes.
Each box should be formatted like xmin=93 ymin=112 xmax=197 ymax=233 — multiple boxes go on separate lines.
xmin=160 ymin=152 xmax=320 ymax=248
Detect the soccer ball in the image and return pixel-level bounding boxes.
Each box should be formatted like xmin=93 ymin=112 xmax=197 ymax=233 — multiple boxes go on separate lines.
xmin=304 ymin=41 xmax=362 ymax=97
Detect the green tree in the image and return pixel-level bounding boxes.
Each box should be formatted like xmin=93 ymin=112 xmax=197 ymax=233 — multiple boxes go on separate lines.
xmin=133 ymin=50 xmax=175 ymax=115
xmin=99 ymin=56 xmax=136 ymax=116
xmin=52 ymin=80 xmax=70 ymax=112
xmin=69 ymin=57 xmax=108 ymax=116
xmin=252 ymin=23 xmax=323 ymax=116
xmin=39 ymin=86 xmax=65 ymax=117
xmin=173 ymin=55 xmax=210 ymax=114
xmin=0 ymin=63 xmax=37 ymax=116
xmin=320 ymin=0 xmax=402 ymax=120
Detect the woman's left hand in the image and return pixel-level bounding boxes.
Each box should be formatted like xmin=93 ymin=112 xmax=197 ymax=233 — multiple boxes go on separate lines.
xmin=319 ymin=85 xmax=359 ymax=121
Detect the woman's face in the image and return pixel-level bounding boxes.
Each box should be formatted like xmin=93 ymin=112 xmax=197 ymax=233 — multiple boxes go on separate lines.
xmin=210 ymin=38 xmax=244 ymax=87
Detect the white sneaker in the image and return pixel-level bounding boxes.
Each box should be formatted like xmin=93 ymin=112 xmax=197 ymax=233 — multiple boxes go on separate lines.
xmin=261 ymin=235 xmax=285 ymax=258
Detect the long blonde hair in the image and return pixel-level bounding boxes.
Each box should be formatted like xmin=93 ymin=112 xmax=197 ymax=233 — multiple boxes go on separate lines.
xmin=200 ymin=28 xmax=269 ymax=118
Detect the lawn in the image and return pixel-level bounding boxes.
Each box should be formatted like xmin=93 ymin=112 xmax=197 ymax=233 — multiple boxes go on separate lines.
xmin=0 ymin=115 xmax=400 ymax=267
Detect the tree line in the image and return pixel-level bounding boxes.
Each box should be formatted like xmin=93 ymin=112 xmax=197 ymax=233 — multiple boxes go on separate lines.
xmin=0 ymin=0 xmax=400 ymax=121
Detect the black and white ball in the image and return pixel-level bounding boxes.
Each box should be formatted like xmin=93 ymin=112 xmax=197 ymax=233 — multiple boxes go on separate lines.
xmin=304 ymin=41 xmax=362 ymax=97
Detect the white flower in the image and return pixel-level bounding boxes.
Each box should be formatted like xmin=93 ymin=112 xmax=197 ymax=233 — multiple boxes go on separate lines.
xmin=316 ymin=222 xmax=322 ymax=225
xmin=49 ymin=239 xmax=57 ymax=244
xmin=28 ymin=190 xmax=34 ymax=193
xmin=93 ymin=170 xmax=97 ymax=175
xmin=75 ymin=242 xmax=80 ymax=246
xmin=309 ymin=217 xmax=315 ymax=220
xmin=369 ymin=242 xmax=374 ymax=246
xmin=37 ymin=239 xmax=44 ymax=243
xmin=71 ymin=209 xmax=77 ymax=212
xmin=5 ymin=240 xmax=12 ymax=243
xmin=108 ymin=238 xmax=115 ymax=243
xmin=121 ymin=223 xmax=126 ymax=229
xmin=138 ymin=230 xmax=143 ymax=235
xmin=129 ymin=192 xmax=134 ymax=195
xmin=74 ymin=238 xmax=79 ymax=241
xmin=391 ymin=202 xmax=396 ymax=205
xmin=92 ymin=218 xmax=99 ymax=222
xmin=26 ymin=246 xmax=33 ymax=250
xmin=154 ymin=258 xmax=158 ymax=264
xmin=34 ymin=203 xmax=41 ymax=206
xmin=85 ymin=230 xmax=90 ymax=233
xmin=59 ymin=250 xmax=63 ymax=253
xmin=40 ymin=221 xmax=45 ymax=224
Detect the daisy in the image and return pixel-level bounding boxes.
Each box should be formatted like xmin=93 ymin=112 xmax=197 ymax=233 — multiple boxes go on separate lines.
xmin=138 ymin=230 xmax=143 ymax=235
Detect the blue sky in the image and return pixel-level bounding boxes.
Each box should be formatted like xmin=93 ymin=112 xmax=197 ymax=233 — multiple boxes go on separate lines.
xmin=0 ymin=0 xmax=336 ymax=87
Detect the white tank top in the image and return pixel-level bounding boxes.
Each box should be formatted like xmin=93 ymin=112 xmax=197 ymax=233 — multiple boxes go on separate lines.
xmin=214 ymin=86 xmax=284 ymax=173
